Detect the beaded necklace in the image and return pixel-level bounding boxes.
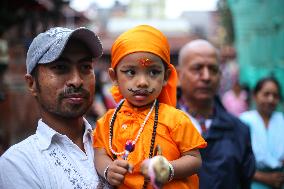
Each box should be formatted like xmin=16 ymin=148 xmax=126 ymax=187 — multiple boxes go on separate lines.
xmin=108 ymin=99 xmax=158 ymax=159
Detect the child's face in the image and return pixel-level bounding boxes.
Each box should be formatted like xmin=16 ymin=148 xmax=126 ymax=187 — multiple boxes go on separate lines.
xmin=109 ymin=52 xmax=170 ymax=107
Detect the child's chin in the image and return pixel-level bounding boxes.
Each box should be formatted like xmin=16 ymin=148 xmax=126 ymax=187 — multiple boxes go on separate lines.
xmin=128 ymin=99 xmax=153 ymax=108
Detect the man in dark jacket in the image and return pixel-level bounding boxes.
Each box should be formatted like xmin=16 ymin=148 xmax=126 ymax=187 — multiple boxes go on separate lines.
xmin=177 ymin=39 xmax=255 ymax=189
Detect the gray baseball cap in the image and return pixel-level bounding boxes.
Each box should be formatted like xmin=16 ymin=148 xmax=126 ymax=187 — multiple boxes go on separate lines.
xmin=26 ymin=27 xmax=103 ymax=74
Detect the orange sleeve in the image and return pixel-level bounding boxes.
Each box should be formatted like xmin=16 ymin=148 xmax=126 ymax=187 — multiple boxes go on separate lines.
xmin=93 ymin=110 xmax=112 ymax=150
xmin=170 ymin=110 xmax=207 ymax=153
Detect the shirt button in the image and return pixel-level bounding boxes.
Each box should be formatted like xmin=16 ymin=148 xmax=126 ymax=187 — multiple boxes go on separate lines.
xmin=122 ymin=124 xmax=127 ymax=129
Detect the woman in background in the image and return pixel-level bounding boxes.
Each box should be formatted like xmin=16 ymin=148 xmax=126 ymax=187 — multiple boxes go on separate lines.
xmin=240 ymin=77 xmax=284 ymax=189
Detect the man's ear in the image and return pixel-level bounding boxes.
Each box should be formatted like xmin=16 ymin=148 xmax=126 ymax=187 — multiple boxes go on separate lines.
xmin=25 ymin=74 xmax=38 ymax=97
xmin=163 ymin=68 xmax=171 ymax=86
xmin=176 ymin=65 xmax=180 ymax=78
xmin=108 ymin=68 xmax=118 ymax=86
xmin=176 ymin=65 xmax=183 ymax=86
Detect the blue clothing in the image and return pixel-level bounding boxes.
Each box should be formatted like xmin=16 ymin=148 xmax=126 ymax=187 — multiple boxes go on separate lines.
xmin=240 ymin=110 xmax=284 ymax=189
xmin=178 ymin=97 xmax=256 ymax=189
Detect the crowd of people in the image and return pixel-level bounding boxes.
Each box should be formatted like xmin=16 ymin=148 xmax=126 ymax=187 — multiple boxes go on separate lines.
xmin=0 ymin=25 xmax=283 ymax=189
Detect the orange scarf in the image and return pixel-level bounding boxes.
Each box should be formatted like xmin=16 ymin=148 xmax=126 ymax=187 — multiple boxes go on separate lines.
xmin=110 ymin=25 xmax=177 ymax=107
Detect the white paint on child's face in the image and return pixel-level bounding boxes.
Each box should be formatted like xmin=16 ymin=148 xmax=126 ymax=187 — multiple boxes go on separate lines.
xmin=115 ymin=52 xmax=167 ymax=107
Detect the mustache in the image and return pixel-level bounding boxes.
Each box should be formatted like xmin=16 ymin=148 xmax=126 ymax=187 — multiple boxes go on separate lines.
xmin=59 ymin=86 xmax=90 ymax=98
xmin=128 ymin=88 xmax=155 ymax=95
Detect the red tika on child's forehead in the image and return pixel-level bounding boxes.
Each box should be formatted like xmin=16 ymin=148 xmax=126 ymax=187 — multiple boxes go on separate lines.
xmin=138 ymin=58 xmax=153 ymax=67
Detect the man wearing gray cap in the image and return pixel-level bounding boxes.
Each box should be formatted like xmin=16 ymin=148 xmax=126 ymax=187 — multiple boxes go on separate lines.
xmin=0 ymin=27 xmax=109 ymax=188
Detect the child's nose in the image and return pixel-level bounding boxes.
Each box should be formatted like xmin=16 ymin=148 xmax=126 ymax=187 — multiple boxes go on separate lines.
xmin=136 ymin=75 xmax=149 ymax=88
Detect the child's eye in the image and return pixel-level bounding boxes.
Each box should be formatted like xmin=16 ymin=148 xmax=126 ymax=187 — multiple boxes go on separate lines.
xmin=149 ymin=69 xmax=162 ymax=77
xmin=120 ymin=69 xmax=135 ymax=76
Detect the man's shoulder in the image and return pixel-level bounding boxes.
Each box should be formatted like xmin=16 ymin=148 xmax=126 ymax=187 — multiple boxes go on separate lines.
xmin=215 ymin=107 xmax=250 ymax=135
xmin=0 ymin=134 xmax=47 ymax=188
xmin=1 ymin=134 xmax=38 ymax=162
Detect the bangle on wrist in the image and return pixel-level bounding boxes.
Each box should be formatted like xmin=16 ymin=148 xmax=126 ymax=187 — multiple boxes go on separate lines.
xmin=103 ymin=165 xmax=110 ymax=181
xmin=168 ymin=162 xmax=174 ymax=182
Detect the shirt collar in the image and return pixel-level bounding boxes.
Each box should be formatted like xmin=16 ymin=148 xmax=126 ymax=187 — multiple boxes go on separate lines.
xmin=82 ymin=118 xmax=93 ymax=144
xmin=36 ymin=118 xmax=93 ymax=151
xmin=177 ymin=96 xmax=188 ymax=112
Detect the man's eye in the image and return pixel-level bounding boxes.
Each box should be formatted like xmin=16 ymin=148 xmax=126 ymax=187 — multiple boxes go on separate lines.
xmin=81 ymin=64 xmax=93 ymax=71
xmin=189 ymin=66 xmax=202 ymax=72
xmin=52 ymin=65 xmax=67 ymax=71
xmin=209 ymin=66 xmax=220 ymax=74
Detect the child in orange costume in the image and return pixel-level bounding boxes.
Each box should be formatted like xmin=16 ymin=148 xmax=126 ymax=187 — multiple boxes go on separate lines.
xmin=93 ymin=25 xmax=207 ymax=189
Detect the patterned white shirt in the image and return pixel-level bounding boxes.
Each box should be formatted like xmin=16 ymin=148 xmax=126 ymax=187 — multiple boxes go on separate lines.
xmin=0 ymin=118 xmax=107 ymax=189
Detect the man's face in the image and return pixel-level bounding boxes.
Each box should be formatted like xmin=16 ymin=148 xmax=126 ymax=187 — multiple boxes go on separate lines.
xmin=178 ymin=45 xmax=220 ymax=102
xmin=109 ymin=52 xmax=169 ymax=107
xmin=29 ymin=39 xmax=96 ymax=119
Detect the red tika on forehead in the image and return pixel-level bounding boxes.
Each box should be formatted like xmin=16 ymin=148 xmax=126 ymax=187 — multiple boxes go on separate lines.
xmin=138 ymin=58 xmax=153 ymax=66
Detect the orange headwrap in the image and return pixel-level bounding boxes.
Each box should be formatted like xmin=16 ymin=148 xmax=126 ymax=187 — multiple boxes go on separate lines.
xmin=110 ymin=25 xmax=177 ymax=107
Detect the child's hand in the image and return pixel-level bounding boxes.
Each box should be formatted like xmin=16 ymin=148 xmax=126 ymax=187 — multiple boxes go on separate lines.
xmin=105 ymin=159 xmax=132 ymax=186
xmin=141 ymin=156 xmax=172 ymax=189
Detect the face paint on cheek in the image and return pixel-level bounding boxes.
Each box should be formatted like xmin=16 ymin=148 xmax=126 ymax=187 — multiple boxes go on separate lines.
xmin=138 ymin=58 xmax=153 ymax=67
xmin=119 ymin=77 xmax=128 ymax=84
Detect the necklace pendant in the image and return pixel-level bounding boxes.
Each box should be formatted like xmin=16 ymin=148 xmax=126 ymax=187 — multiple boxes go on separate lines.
xmin=125 ymin=140 xmax=135 ymax=152
xmin=122 ymin=140 xmax=135 ymax=160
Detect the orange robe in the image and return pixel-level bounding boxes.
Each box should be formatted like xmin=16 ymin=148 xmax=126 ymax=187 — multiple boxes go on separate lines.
xmin=93 ymin=101 xmax=207 ymax=189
